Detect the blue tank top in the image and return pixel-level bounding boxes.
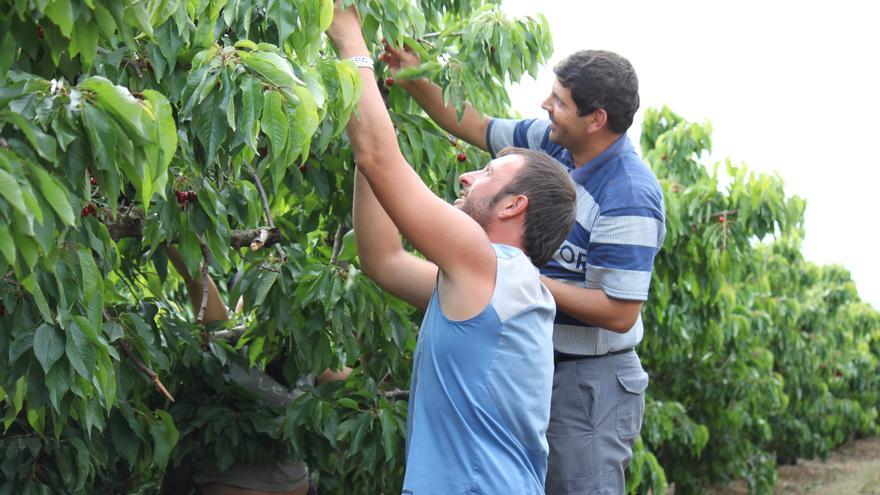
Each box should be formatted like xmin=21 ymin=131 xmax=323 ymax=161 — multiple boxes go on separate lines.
xmin=402 ymin=244 xmax=556 ymax=494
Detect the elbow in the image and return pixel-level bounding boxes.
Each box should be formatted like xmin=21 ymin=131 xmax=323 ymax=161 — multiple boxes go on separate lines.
xmin=354 ymin=151 xmax=379 ymax=175
xmin=606 ymin=313 xmax=639 ymax=333
xmin=356 ymin=250 xmax=381 ymax=280
xmin=359 ymin=258 xmax=380 ymax=281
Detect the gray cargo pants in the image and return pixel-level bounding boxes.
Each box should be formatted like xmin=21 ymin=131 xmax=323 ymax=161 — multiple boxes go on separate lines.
xmin=545 ymin=350 xmax=649 ymax=495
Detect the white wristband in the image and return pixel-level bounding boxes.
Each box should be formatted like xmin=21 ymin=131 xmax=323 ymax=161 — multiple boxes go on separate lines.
xmin=348 ymin=56 xmax=374 ymax=70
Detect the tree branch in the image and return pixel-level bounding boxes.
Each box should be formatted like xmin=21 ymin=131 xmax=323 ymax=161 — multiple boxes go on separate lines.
xmin=248 ymin=166 xmax=287 ymax=261
xmin=330 ymin=224 xmax=346 ymax=265
xmin=102 ymin=207 xmax=282 ymax=249
xmin=196 ymin=238 xmax=213 ymax=325
xmin=208 ymin=326 xmax=247 ymax=343
xmin=381 ymin=388 xmax=409 ymax=400
xmin=231 ymin=228 xmax=282 ymax=249
xmin=116 ymin=339 xmax=175 ymax=402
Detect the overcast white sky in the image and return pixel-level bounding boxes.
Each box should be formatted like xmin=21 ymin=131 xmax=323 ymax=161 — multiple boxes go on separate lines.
xmin=502 ymin=0 xmax=880 ymax=309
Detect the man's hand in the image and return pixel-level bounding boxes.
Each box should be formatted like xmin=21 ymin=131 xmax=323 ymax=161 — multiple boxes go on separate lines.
xmin=380 ymin=41 xmax=420 ymax=75
xmin=378 ymin=40 xmax=490 ymax=150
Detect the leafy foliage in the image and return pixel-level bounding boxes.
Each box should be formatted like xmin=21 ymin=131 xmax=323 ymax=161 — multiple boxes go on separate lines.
xmin=631 ymin=107 xmax=880 ymax=494
xmin=0 ymin=0 xmax=552 ymax=494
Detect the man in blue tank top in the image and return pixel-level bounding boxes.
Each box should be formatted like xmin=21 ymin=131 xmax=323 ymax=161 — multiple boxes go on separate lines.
xmin=327 ymin=6 xmax=577 ymax=494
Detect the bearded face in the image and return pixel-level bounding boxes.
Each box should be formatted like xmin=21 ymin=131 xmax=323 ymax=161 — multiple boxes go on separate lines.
xmin=459 ymin=194 xmax=495 ymax=230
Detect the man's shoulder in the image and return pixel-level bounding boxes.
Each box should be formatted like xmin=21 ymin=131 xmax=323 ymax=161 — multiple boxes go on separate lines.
xmin=487 ymin=118 xmax=567 ymax=162
xmin=491 ymin=245 xmax=554 ymax=322
xmin=592 ymin=152 xmax=663 ymax=214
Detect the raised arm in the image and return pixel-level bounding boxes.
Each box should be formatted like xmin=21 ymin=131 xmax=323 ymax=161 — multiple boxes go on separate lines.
xmin=352 ymin=169 xmax=436 ymax=310
xmin=327 ymin=6 xmax=496 ymax=311
xmin=382 ymin=43 xmax=490 ymax=151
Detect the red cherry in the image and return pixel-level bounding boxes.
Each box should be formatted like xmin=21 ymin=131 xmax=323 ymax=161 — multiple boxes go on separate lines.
xmin=82 ymin=206 xmax=91 ymax=217
xmin=88 ymin=204 xmax=97 ymax=215
xmin=90 ymin=177 xmax=97 ymax=186
xmin=188 ymin=191 xmax=197 ymax=202
xmin=718 ymin=215 xmax=726 ymax=223
xmin=37 ymin=26 xmax=44 ymax=40
xmin=456 ymin=152 xmax=467 ymax=162
xmin=298 ymin=164 xmax=308 ymax=173
xmin=385 ymin=77 xmax=394 ymax=87
xmin=259 ymin=147 xmax=268 ymax=157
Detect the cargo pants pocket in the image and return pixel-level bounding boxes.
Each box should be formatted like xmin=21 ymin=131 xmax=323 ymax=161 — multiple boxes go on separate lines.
xmin=615 ymin=370 xmax=648 ymax=441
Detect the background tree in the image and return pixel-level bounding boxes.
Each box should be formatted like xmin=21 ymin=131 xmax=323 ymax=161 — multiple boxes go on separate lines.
xmin=629 ymin=107 xmax=880 ymax=494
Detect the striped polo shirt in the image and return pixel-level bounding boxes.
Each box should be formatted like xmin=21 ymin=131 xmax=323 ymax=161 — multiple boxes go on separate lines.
xmin=487 ymin=118 xmax=665 ymax=355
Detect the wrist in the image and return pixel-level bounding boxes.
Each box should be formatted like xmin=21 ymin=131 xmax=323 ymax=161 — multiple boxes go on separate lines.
xmin=334 ymin=39 xmax=370 ymax=59
xmin=397 ymin=76 xmax=427 ymax=93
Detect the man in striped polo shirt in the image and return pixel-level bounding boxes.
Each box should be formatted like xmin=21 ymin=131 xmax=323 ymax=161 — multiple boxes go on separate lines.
xmin=383 ymin=46 xmax=665 ymax=493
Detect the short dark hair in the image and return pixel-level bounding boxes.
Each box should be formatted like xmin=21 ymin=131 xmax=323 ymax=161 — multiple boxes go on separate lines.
xmin=554 ymin=50 xmax=640 ymax=134
xmin=494 ymin=148 xmax=576 ymax=267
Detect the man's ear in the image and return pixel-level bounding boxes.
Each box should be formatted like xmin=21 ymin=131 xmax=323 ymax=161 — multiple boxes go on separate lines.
xmin=586 ymin=109 xmax=608 ymax=133
xmin=497 ymin=194 xmax=528 ymax=219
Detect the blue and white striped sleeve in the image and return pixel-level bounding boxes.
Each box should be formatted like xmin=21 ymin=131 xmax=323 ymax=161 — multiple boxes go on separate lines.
xmin=584 ymin=191 xmax=666 ymax=301
xmin=486 ymin=118 xmax=551 ymax=157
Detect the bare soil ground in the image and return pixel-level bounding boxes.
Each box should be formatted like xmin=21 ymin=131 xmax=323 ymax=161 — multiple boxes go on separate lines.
xmin=710 ymin=435 xmax=880 ymax=495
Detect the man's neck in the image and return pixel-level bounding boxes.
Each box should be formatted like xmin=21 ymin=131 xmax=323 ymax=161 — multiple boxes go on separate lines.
xmin=486 ymin=226 xmax=525 ymax=253
xmin=570 ymin=132 xmax=622 ymax=168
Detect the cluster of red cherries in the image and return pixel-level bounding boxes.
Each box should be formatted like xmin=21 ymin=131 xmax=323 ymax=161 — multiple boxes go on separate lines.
xmin=81 ymin=203 xmax=98 ymax=217
xmin=175 ymin=189 xmax=198 ymax=205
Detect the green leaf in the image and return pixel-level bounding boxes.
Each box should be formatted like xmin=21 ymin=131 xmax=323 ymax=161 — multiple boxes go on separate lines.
xmin=261 ymin=90 xmax=287 ymax=158
xmin=0 ymin=111 xmax=58 ymax=162
xmin=0 ymin=224 xmax=14 ymax=265
xmin=34 ymin=324 xmax=65 ymax=374
xmin=72 ymin=21 xmax=99 ymax=68
xmin=336 ymin=397 xmax=359 ymax=410
xmin=28 ymin=164 xmax=75 ymax=227
xmin=234 ymin=40 xmax=258 ymax=51
xmin=239 ymin=77 xmax=263 ymax=149
xmin=79 ymin=77 xmax=152 ymax=143
xmin=29 ymin=276 xmax=55 ymax=323
xmin=318 ymin=0 xmax=334 ymax=33
xmin=0 ymin=167 xmax=28 ymax=217
xmin=337 ymin=228 xmax=358 ymax=262
xmin=252 ymin=271 xmax=278 ymax=307
xmin=269 ymin=0 xmax=296 ymax=45
xmin=45 ymin=0 xmax=75 ymax=38
xmin=65 ymin=320 xmax=96 ymax=380
xmin=45 ymin=361 xmax=70 ymax=412
xmin=239 ymin=50 xmax=304 ymax=91
xmin=194 ymin=92 xmax=228 ymax=166
xmin=0 ymin=32 xmax=15 ymax=85
xmin=77 ymin=247 xmax=100 ymax=304
xmin=142 ymin=90 xmax=177 ymax=194
xmin=293 ymin=86 xmax=319 ymax=158
xmin=149 ymin=410 xmax=179 ymax=469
